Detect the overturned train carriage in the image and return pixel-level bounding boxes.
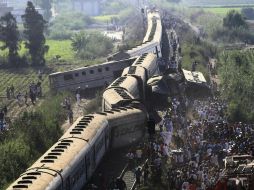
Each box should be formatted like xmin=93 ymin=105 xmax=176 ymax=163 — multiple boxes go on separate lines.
xmin=49 ymin=58 xmax=136 ymax=92
xmin=8 ymin=105 xmax=147 ymax=190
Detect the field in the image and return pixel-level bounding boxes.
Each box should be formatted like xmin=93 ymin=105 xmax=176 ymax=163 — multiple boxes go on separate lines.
xmin=0 ymin=40 xmax=75 ymax=61
xmin=0 ymin=39 xmax=104 ymax=119
xmin=203 ymin=7 xmax=242 ymax=15
xmin=93 ymin=14 xmax=118 ymax=22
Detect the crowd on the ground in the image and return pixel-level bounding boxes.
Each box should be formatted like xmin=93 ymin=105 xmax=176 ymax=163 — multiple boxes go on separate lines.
xmin=106 ymin=95 xmax=254 ymax=190
xmin=5 ymin=70 xmax=43 ymax=107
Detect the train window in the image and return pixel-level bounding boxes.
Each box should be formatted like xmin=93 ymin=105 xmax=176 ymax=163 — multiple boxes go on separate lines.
xmin=64 ymin=74 xmax=73 ymax=81
xmin=82 ymin=71 xmax=86 ymax=76
xmin=98 ymin=68 xmax=102 ymax=72
xmin=90 ymin=70 xmax=94 ymax=74
xmin=105 ymin=67 xmax=110 ymax=71
xmin=75 ymin=73 xmax=79 ymax=77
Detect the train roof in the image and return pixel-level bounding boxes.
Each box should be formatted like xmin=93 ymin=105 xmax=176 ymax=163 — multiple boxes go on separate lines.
xmin=182 ymin=69 xmax=207 ymax=84
xmin=122 ymin=65 xmax=146 ymax=79
xmin=103 ymin=88 xmax=134 ymax=106
xmin=132 ymin=53 xmax=157 ymax=68
xmin=105 ymin=104 xmax=147 ymax=122
xmin=8 ymin=115 xmax=108 ymax=190
xmin=49 ymin=58 xmax=135 ymax=76
xmin=126 ymin=41 xmax=158 ymax=56
xmin=107 ymin=75 xmax=138 ymax=90
xmin=143 ymin=10 xmax=161 ymax=43
xmin=60 ymin=115 xmax=108 ymax=141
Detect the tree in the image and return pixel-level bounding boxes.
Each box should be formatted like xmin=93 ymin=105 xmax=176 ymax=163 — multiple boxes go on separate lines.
xmin=71 ymin=31 xmax=113 ymax=59
xmin=0 ymin=12 xmax=20 ymax=64
xmin=241 ymin=8 xmax=254 ymax=20
xmin=37 ymin=0 xmax=52 ymax=21
xmin=71 ymin=31 xmax=89 ymax=54
xmin=223 ymin=10 xmax=247 ymax=29
xmin=22 ymin=1 xmax=49 ymax=65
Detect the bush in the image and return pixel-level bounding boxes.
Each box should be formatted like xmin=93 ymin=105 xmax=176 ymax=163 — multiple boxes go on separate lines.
xmin=83 ymin=91 xmax=102 ymax=114
xmin=0 ymin=92 xmax=69 ymax=189
xmin=219 ymin=51 xmax=254 ymax=122
xmin=241 ymin=7 xmax=254 ymax=20
xmin=48 ymin=13 xmax=94 ymax=40
xmin=71 ymin=31 xmax=114 ymax=59
xmin=212 ymin=26 xmax=254 ymax=43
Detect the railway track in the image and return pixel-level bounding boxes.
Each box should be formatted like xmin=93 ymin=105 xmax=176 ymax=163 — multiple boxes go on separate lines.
xmin=84 ymin=147 xmax=136 ymax=189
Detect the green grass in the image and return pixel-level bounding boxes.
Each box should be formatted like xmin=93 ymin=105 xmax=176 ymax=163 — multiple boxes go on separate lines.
xmin=202 ymin=7 xmax=242 ymax=15
xmin=0 ymin=40 xmax=75 ymax=61
xmin=46 ymin=40 xmax=74 ymax=61
xmin=93 ymin=14 xmax=118 ymax=22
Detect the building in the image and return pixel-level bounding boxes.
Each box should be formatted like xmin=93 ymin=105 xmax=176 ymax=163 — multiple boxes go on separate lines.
xmin=72 ymin=0 xmax=102 ymax=16
xmin=0 ymin=0 xmax=13 ymax=17
xmin=12 ymin=7 xmax=44 ymax=23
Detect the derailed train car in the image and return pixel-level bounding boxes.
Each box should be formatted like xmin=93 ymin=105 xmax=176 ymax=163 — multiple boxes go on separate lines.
xmin=49 ymin=58 xmax=136 ymax=92
xmin=102 ymin=53 xmax=160 ymax=111
xmin=7 ymin=9 xmax=162 ymax=190
xmin=7 ymin=105 xmax=147 ymax=190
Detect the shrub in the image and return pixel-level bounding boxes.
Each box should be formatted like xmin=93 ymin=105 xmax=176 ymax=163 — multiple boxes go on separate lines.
xmin=0 ymin=92 xmax=69 ymax=188
xmin=71 ymin=31 xmax=114 ymax=59
xmin=48 ymin=13 xmax=94 ymax=40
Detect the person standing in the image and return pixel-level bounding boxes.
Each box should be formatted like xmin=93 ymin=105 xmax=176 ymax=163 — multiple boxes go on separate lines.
xmin=6 ymin=87 xmax=10 ymax=100
xmin=76 ymin=87 xmax=81 ymax=105
xmin=115 ymin=177 xmax=127 ymax=190
xmin=10 ymin=85 xmax=15 ymax=98
xmin=24 ymin=91 xmax=29 ymax=106
xmin=68 ymin=109 xmax=73 ymax=124
xmin=3 ymin=105 xmax=7 ymax=116
xmin=135 ymin=167 xmax=142 ymax=187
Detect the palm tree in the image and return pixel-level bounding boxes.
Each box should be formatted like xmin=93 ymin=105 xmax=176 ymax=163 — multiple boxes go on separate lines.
xmin=71 ymin=31 xmax=89 ymax=53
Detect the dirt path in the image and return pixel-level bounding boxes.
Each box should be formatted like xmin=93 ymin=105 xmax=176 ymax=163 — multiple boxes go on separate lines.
xmin=61 ymin=98 xmax=92 ymax=132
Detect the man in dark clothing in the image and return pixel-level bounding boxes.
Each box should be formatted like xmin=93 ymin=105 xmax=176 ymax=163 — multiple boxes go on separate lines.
xmin=68 ymin=109 xmax=73 ymax=124
xmin=0 ymin=110 xmax=4 ymax=130
xmin=135 ymin=167 xmax=142 ymax=187
xmin=0 ymin=111 xmax=4 ymax=121
xmin=143 ymin=167 xmax=149 ymax=185
xmin=115 ymin=177 xmax=127 ymax=190
xmin=3 ymin=105 xmax=7 ymax=115
xmin=10 ymin=85 xmax=14 ymax=98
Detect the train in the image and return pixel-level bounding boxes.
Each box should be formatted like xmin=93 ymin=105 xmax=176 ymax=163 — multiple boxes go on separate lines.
xmin=107 ymin=9 xmax=162 ymax=61
xmin=102 ymin=53 xmax=159 ymax=111
xmin=49 ymin=58 xmax=136 ymax=92
xmin=7 ymin=9 xmax=163 ymax=190
xmin=49 ymin=9 xmax=162 ymax=93
xmin=7 ymin=104 xmax=148 ymax=190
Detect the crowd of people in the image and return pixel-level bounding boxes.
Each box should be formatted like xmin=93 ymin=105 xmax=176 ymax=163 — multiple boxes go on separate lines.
xmin=106 ymin=95 xmax=254 ymax=190
xmin=14 ymin=81 xmax=43 ymax=107
xmin=166 ymin=97 xmax=254 ymax=190
xmin=5 ymin=71 xmax=43 ymax=107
